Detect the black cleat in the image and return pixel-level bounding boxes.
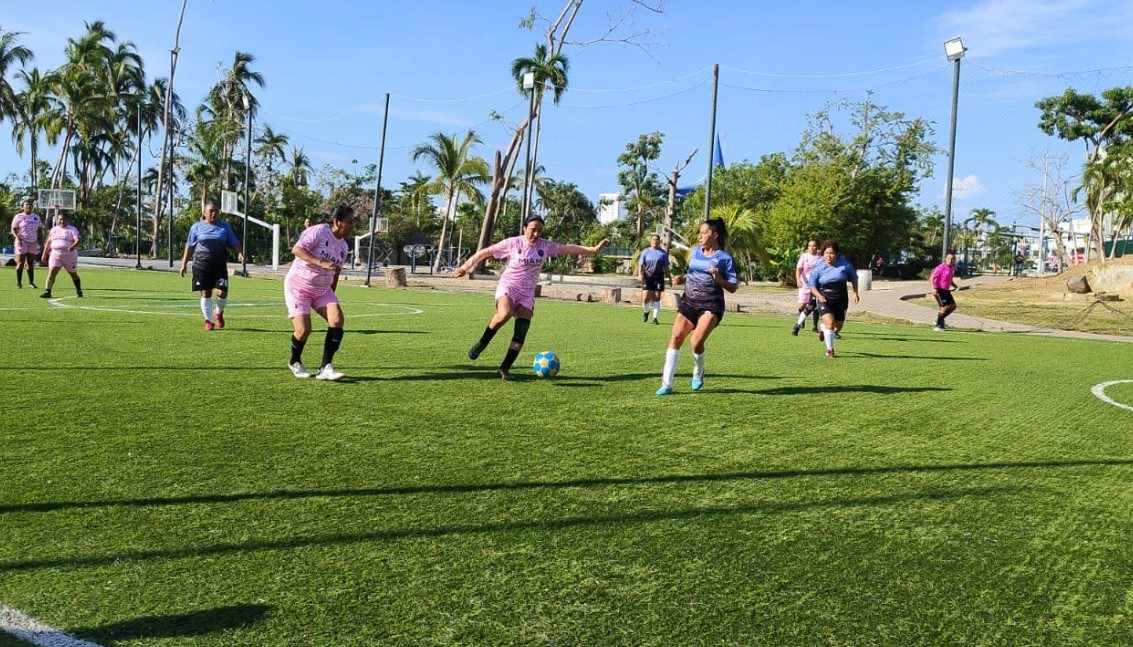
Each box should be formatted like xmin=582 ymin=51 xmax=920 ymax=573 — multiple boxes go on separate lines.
xmin=76 ymin=290 xmax=83 ymax=298
xmin=791 ymin=323 xmax=801 ymax=336
xmin=39 ymin=290 xmax=51 ymax=299
xmin=643 ymin=312 xmax=649 ymax=323
xmin=468 ymin=342 xmax=484 ymax=360
xmin=498 ymin=369 xmax=516 ymax=381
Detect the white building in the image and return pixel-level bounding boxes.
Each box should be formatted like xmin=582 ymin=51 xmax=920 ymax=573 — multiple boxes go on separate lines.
xmin=597 ymin=193 xmax=626 ymax=225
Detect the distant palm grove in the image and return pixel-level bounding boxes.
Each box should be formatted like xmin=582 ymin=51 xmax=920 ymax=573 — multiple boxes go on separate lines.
xmin=2 ymin=20 xmax=1128 ymax=280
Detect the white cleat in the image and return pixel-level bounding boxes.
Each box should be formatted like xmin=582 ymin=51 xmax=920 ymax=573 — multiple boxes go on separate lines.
xmin=289 ymin=362 xmax=311 ymax=378
xmin=315 ymin=364 xmax=344 ymax=381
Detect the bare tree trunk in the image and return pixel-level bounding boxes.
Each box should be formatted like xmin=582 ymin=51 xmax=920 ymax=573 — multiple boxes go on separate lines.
xmin=433 ymin=188 xmax=455 ymax=273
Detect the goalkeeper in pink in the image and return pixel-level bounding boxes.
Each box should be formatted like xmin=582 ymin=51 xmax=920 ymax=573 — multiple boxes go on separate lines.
xmin=453 ymin=215 xmax=608 ymax=380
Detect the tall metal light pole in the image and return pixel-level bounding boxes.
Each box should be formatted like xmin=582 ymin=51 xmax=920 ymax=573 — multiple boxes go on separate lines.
xmin=135 ymin=105 xmax=143 ymax=269
xmin=942 ymin=37 xmax=966 ymax=259
xmin=241 ymin=93 xmax=252 ymax=277
xmin=364 ymin=93 xmax=390 ymax=288
xmin=167 ymin=46 xmax=179 ymax=267
xmin=520 ymin=71 xmax=536 ymax=235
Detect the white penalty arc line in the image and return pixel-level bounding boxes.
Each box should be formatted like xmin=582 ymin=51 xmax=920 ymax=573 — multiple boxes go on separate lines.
xmin=1091 ymin=380 xmax=1133 ymax=413
xmin=1 ymin=604 xmax=102 ymax=647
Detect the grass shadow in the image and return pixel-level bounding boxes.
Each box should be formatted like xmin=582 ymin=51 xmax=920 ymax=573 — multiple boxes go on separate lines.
xmin=73 ymin=604 xmax=272 ymax=645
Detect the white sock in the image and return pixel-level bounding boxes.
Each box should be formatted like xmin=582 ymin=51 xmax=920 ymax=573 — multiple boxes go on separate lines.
xmin=201 ymin=297 xmax=214 ymax=323
xmin=822 ymin=324 xmax=834 ymax=351
xmin=796 ymin=311 xmax=808 ymax=326
xmin=643 ymin=301 xmax=650 ymax=313
xmin=661 ymin=348 xmax=679 ymax=388
xmin=692 ymin=351 xmax=705 ymax=380
xmin=215 ymin=297 xmax=227 ymax=313
xmin=652 ymin=301 xmax=661 ymax=320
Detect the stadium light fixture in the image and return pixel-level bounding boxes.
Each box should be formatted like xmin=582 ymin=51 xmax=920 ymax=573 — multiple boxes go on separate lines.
xmin=941 ymin=37 xmax=966 ymax=259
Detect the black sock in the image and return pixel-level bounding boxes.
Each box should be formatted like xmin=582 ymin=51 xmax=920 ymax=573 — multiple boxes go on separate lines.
xmin=290 ymin=336 xmax=307 ymax=365
xmin=27 ymin=267 xmax=34 ymax=284
xmin=936 ymin=314 xmax=944 ymax=327
xmin=16 ymin=268 xmax=22 ymax=285
xmin=500 ymin=347 xmax=521 ymax=373
xmin=72 ymin=276 xmax=82 ymax=293
xmin=477 ymin=325 xmax=499 ymax=349
xmin=321 ymin=327 xmax=344 ymax=368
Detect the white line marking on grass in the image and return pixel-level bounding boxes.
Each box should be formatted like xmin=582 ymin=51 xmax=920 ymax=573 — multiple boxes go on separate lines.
xmin=1 ymin=604 xmax=102 ymax=647
xmin=47 ymin=296 xmax=423 ymax=318
xmin=1092 ymin=380 xmax=1133 ymax=413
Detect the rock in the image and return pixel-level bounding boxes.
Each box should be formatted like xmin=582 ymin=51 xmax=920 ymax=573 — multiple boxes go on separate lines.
xmin=1066 ymin=274 xmax=1091 ymax=294
xmin=385 ymin=267 xmax=407 ymax=287
xmin=602 ymin=287 xmax=622 ymax=304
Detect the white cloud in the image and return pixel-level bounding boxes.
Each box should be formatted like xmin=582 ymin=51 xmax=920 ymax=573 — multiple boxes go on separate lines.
xmin=934 ymin=0 xmax=1133 ymax=59
xmin=949 ymin=174 xmax=983 ymax=200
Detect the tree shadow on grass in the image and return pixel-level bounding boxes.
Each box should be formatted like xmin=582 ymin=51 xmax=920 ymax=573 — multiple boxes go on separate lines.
xmin=0 ymin=487 xmax=1020 ymax=572
xmin=234 ymin=328 xmax=427 ymax=336
xmin=850 ymin=352 xmax=986 ymax=361
xmin=71 ymin=604 xmax=271 ymax=645
xmin=754 ymin=384 xmax=951 ymax=395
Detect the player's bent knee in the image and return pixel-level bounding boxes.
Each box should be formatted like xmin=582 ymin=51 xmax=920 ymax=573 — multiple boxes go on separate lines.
xmin=511 ymin=317 xmax=531 ymax=345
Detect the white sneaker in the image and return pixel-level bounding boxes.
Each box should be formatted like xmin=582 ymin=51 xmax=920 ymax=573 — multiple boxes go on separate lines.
xmin=932 ymin=326 xmax=945 ymax=332
xmin=315 ymin=364 xmax=344 ymax=381
xmin=289 ymin=361 xmax=311 ymax=378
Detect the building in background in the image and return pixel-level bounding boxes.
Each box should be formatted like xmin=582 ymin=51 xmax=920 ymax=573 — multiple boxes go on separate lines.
xmin=597 ymin=193 xmax=626 ymax=225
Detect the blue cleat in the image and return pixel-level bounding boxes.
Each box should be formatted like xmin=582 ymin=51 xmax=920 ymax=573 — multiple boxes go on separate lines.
xmin=655 ymin=386 xmax=673 ymax=396
xmin=691 ymin=378 xmax=703 ymax=391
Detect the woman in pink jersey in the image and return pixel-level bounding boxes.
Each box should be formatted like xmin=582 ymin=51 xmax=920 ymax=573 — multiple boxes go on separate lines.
xmin=10 ymin=198 xmax=42 ymax=289
xmin=930 ymin=250 xmax=960 ymax=331
xmin=284 ymin=205 xmax=355 ymax=381
xmin=38 ymin=211 xmax=83 ymax=298
xmin=453 ymin=215 xmax=608 ymax=380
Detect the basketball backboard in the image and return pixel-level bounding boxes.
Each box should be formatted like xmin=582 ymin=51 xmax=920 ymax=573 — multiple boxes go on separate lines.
xmin=37 ymin=189 xmax=76 ymax=210
xmin=221 ymin=190 xmax=241 ymax=216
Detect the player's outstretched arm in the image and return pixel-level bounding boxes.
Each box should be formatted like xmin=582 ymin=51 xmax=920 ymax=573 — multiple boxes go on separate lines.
xmin=454 ymin=247 xmax=496 ymax=278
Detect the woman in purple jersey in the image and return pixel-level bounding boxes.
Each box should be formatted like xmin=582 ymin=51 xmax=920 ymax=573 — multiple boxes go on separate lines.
xmin=808 ymin=239 xmax=859 ymax=358
xmin=656 ymin=218 xmax=738 ymax=396
xmin=453 ymin=215 xmax=608 ymax=381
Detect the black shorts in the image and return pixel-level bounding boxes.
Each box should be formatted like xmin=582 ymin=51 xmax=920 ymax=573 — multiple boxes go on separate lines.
xmin=678 ymin=299 xmax=724 ymax=326
xmin=192 ymin=260 xmax=230 ymax=292
xmin=934 ymin=289 xmax=956 ymax=308
xmin=818 ymin=299 xmax=848 ymax=321
xmin=641 ymin=277 xmax=666 ymax=292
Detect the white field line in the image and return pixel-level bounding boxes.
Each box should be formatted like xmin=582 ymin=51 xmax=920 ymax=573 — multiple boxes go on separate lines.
xmin=0 ymin=604 xmax=102 ymax=647
xmin=1092 ymin=380 xmax=1133 ymax=413
xmin=47 ymin=296 xmax=423 ymax=319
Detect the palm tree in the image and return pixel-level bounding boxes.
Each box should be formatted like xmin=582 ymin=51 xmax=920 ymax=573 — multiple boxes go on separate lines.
xmin=708 ymin=204 xmax=765 ymax=283
xmin=963 ymin=208 xmax=997 ymax=269
xmin=285 ymin=146 xmax=311 ymax=188
xmin=12 ymin=67 xmax=55 ymax=188
xmin=207 ymin=51 xmax=265 ymax=191
xmin=0 ymin=27 xmax=34 ymax=128
xmin=411 ymin=131 xmax=490 ymax=272
xmin=49 ymin=21 xmax=118 ymax=189
xmin=510 ymin=44 xmax=569 ymax=214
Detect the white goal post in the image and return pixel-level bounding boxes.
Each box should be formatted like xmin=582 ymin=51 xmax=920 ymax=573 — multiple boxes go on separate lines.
xmin=353 ymin=218 xmax=388 ymax=269
xmin=221 ymin=189 xmax=280 ymax=270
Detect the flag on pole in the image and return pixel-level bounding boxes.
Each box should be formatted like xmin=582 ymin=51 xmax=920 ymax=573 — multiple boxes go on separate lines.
xmin=713 ymin=133 xmax=725 ymax=168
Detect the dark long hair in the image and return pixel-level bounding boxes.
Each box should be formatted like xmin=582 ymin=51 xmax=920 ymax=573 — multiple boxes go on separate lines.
xmin=330 ymin=205 xmax=355 ymax=222
xmin=705 ymin=217 xmax=728 ymax=249
xmin=820 ymin=239 xmax=839 ymax=255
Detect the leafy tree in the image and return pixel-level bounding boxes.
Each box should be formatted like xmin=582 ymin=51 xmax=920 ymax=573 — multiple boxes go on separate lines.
xmin=617 ymin=131 xmax=665 ymax=241
xmin=0 ymin=27 xmax=34 ymax=128
xmin=1036 ymin=86 xmax=1133 ymax=261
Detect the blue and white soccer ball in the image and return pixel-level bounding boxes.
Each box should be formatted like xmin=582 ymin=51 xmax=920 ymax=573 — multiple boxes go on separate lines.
xmin=532 ymin=351 xmax=560 ymax=378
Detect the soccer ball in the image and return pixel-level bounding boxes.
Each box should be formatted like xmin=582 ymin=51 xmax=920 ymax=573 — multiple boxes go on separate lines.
xmin=532 ymin=351 xmax=560 ymax=378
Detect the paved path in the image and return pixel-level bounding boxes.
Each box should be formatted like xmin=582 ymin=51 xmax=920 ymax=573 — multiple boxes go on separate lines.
xmin=52 ymin=256 xmax=1132 ymax=343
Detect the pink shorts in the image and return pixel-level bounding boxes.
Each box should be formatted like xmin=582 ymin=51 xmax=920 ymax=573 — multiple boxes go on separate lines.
xmin=14 ymin=239 xmax=38 ymax=256
xmin=797 ymin=287 xmax=814 ymax=304
xmin=495 ymin=281 xmax=537 ymax=312
xmin=48 ymin=250 xmax=78 ymax=272
xmin=284 ymin=273 xmax=340 ymax=319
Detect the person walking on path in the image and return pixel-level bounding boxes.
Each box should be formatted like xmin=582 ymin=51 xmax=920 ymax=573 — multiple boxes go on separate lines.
xmin=453 ymin=215 xmax=608 ymax=381
xmin=38 ymin=211 xmax=83 ymax=298
xmin=931 ymin=251 xmax=960 ymax=331
xmin=656 ymin=218 xmax=738 ymax=395
xmin=11 ymin=198 xmax=42 ymax=289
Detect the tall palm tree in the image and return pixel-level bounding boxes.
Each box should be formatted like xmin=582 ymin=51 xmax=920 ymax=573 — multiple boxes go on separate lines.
xmin=254 ymin=124 xmax=288 ymax=198
xmin=49 ymin=21 xmax=118 ymax=189
xmin=12 ymin=67 xmax=56 ymax=188
xmin=411 ymin=131 xmax=490 ymax=272
xmin=0 ymin=27 xmax=34 ymax=128
xmin=510 ymin=44 xmax=569 ymax=217
xmin=964 ymin=208 xmax=998 ymax=267
xmin=207 ymin=51 xmax=265 ymax=191
xmin=285 ymin=146 xmax=311 ymax=188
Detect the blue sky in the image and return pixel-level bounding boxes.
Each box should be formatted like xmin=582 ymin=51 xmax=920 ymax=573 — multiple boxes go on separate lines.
xmin=4 ymin=0 xmax=1133 ymax=228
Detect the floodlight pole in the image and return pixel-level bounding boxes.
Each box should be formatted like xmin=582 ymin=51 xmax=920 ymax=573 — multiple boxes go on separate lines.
xmin=241 ymin=93 xmax=252 ymax=277
xmin=135 ymin=105 xmax=143 ymax=269
xmin=520 ymin=71 xmax=536 ymax=235
xmin=942 ymin=37 xmax=966 ymax=259
xmin=167 ymin=46 xmax=180 ymax=268
xmin=364 ymin=93 xmax=390 ymax=288
xmin=704 ymin=63 xmax=719 ymax=221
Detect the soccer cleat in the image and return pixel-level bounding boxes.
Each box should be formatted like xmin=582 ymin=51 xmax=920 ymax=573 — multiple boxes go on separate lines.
xmin=76 ymin=289 xmax=82 ymax=298
xmin=792 ymin=323 xmax=801 ymax=336
xmin=656 ymin=386 xmax=673 ymax=396
xmin=215 ymin=311 xmax=225 ymax=328
xmin=643 ymin=311 xmax=649 ymax=323
xmin=811 ymin=326 xmax=819 ymax=333
xmin=691 ymin=378 xmax=703 ymax=391
xmin=468 ymin=342 xmax=484 ymax=360
xmin=653 ymin=318 xmax=659 ymax=325
xmin=204 ymin=320 xmax=215 ymax=331
xmin=826 ymin=349 xmax=836 ymax=358
xmin=315 ymin=364 xmax=344 ymax=381
xmin=288 ymin=362 xmax=311 ymax=378
xmin=39 ymin=290 xmax=51 ymax=299
xmin=498 ymin=369 xmax=516 ymax=381
xmin=29 ymin=283 xmax=37 ymax=289
xmin=932 ymin=326 xmax=945 ymax=332
xmin=834 ymin=332 xmax=842 ymax=339
xmin=16 ymin=283 xmax=21 ymax=289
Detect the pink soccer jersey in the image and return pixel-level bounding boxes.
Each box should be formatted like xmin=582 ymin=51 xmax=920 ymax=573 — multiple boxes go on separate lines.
xmin=931 ymin=263 xmax=957 ymax=290
xmin=490 ymin=236 xmax=566 ymax=309
xmin=796 ymin=251 xmax=822 ymax=303
xmin=46 ymin=224 xmax=80 ymax=252
xmin=288 ymin=223 xmax=348 ymax=288
xmin=12 ymin=212 xmax=42 ymax=243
